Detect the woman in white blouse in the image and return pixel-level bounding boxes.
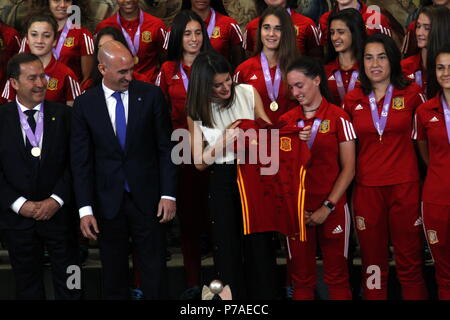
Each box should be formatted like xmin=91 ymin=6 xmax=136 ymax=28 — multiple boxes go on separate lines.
xmin=186 ymin=50 xmax=277 ymax=299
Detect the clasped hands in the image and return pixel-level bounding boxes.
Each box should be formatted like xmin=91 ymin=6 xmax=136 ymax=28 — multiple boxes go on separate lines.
xmin=19 ymin=198 xmax=60 ymax=221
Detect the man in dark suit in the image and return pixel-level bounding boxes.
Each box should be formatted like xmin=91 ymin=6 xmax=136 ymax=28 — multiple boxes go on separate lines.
xmin=71 ymin=40 xmax=177 ymax=300
xmin=0 ymin=53 xmax=81 ymax=300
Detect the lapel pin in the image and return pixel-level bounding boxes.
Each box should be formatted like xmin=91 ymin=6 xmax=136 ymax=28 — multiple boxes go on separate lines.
xmin=52 ymin=117 xmax=56 ymax=121
xmin=138 ymin=97 xmax=142 ymax=101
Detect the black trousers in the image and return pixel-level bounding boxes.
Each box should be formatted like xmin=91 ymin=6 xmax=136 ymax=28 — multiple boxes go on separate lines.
xmin=97 ymin=192 xmax=167 ymax=300
xmin=3 ymin=223 xmax=81 ymax=300
xmin=208 ymin=164 xmax=279 ymax=299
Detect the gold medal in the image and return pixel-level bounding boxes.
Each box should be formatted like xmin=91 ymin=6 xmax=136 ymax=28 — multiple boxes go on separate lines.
xmin=134 ymin=56 xmax=139 ymax=64
xmin=270 ymin=101 xmax=279 ymax=112
xmin=31 ymin=147 xmax=41 ymax=157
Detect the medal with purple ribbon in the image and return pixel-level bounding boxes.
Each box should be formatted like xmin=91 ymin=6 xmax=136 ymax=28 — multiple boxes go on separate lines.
xmin=415 ymin=70 xmax=423 ymax=88
xmin=206 ymin=8 xmax=216 ymax=39
xmin=17 ymin=104 xmax=44 ymax=157
xmin=260 ymin=52 xmax=281 ymax=112
xmin=117 ymin=10 xmax=144 ymax=64
xmin=334 ymin=70 xmax=359 ymax=101
xmin=179 ymin=63 xmax=189 ymax=92
xmin=368 ymin=84 xmax=394 ymax=143
xmin=441 ymin=94 xmax=450 ymax=144
xmin=52 ymin=20 xmax=71 ymax=60
xmin=298 ymin=118 xmax=322 ymax=149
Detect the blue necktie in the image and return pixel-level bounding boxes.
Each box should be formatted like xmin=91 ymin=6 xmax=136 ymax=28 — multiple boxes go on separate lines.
xmin=112 ymin=91 xmax=126 ymax=149
xmin=112 ymin=91 xmax=130 ymax=192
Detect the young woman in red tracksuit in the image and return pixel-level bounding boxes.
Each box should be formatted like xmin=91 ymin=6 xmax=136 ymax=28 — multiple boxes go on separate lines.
xmin=414 ymin=43 xmax=450 ymax=300
xmin=155 ymin=10 xmax=212 ymax=294
xmin=2 ymin=15 xmax=81 ymax=106
xmin=324 ymin=8 xmax=366 ymax=106
xmin=342 ymin=34 xmax=428 ymax=300
xmin=25 ymin=0 xmax=94 ymax=86
xmin=182 ymin=0 xmax=245 ymax=68
xmin=95 ymin=0 xmax=167 ymax=83
xmin=319 ymin=0 xmax=393 ymax=47
xmin=279 ymin=56 xmax=356 ymax=300
xmin=401 ymin=6 xmax=436 ymax=95
xmin=245 ymin=0 xmax=321 ymax=57
xmin=234 ymin=5 xmax=298 ymax=124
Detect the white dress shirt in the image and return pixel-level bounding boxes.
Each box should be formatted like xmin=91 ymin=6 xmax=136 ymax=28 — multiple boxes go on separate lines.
xmin=11 ymin=98 xmax=64 ymax=215
xmin=78 ymin=81 xmax=175 ymax=218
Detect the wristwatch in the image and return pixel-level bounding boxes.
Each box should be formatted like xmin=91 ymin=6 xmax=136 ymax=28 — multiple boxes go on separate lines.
xmin=323 ymin=200 xmax=336 ymax=212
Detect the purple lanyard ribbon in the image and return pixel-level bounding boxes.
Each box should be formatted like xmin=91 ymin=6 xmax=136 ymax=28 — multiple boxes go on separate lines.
xmin=286 ymin=8 xmax=292 ymax=16
xmin=52 ymin=20 xmax=71 ymax=60
xmin=441 ymin=94 xmax=450 ymax=144
xmin=206 ymin=8 xmax=216 ymax=38
xmin=334 ymin=70 xmax=359 ymax=101
xmin=298 ymin=118 xmax=322 ymax=149
xmin=179 ymin=63 xmax=189 ymax=92
xmin=17 ymin=104 xmax=44 ymax=148
xmin=368 ymin=84 xmax=394 ymax=137
xmin=415 ymin=70 xmax=423 ymax=88
xmin=260 ymin=52 xmax=281 ymax=103
xmin=116 ymin=10 xmax=144 ymax=57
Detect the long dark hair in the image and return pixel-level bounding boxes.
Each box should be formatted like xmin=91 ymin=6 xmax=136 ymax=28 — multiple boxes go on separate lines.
xmin=325 ymin=8 xmax=366 ymax=64
xmin=254 ymin=6 xmax=299 ymax=74
xmin=89 ymin=26 xmax=129 ymax=87
xmin=359 ymin=33 xmax=410 ymax=95
xmin=428 ymin=42 xmax=450 ymax=98
xmin=186 ymin=51 xmax=236 ymax=128
xmin=426 ymin=6 xmax=450 ymax=98
xmin=167 ymin=10 xmax=212 ymax=62
xmin=181 ymin=0 xmax=228 ymax=16
xmin=286 ymin=56 xmax=334 ymax=104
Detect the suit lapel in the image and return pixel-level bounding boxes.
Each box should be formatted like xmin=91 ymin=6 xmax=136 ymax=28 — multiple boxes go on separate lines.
xmin=96 ymin=86 xmax=124 ymax=153
xmin=8 ymin=103 xmax=28 ymax=162
xmin=125 ymin=81 xmax=142 ymax=152
xmin=40 ymin=101 xmax=56 ymax=164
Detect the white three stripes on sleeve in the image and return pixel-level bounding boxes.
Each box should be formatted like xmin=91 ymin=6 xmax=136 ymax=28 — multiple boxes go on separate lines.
xmin=310 ymin=25 xmax=320 ymax=46
xmin=1 ymin=80 xmax=10 ymax=99
xmin=340 ymin=117 xmax=357 ymax=141
xmin=163 ymin=30 xmax=170 ymax=50
xmin=68 ymin=76 xmax=81 ymax=98
xmin=230 ymin=23 xmax=243 ymax=43
xmin=83 ymin=33 xmax=95 ymax=55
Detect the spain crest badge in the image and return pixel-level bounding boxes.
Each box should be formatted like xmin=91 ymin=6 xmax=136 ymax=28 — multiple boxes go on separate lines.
xmin=142 ymin=31 xmax=152 ymax=43
xmin=319 ymin=120 xmax=330 ymax=133
xmin=280 ymin=137 xmax=292 ymax=152
xmin=212 ymin=26 xmax=220 ymax=39
xmin=392 ymin=96 xmax=405 ymax=110
xmin=47 ymin=78 xmax=58 ymax=91
xmin=64 ymin=37 xmax=75 ymax=47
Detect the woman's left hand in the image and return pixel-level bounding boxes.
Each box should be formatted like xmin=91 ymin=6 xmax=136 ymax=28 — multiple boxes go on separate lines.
xmin=299 ymin=125 xmax=312 ymax=141
xmin=306 ymin=206 xmax=331 ymax=227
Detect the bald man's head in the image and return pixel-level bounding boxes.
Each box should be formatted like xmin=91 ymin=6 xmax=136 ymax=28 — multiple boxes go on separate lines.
xmin=98 ymin=40 xmax=134 ymax=92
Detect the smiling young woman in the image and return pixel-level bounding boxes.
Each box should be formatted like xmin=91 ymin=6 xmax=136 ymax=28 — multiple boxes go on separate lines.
xmin=26 ymin=0 xmax=94 ymax=86
xmin=324 ymin=8 xmax=366 ymax=106
xmin=234 ymin=6 xmax=299 ymax=124
xmin=343 ymin=34 xmax=428 ymax=300
xmin=2 ymin=15 xmax=81 ymax=106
